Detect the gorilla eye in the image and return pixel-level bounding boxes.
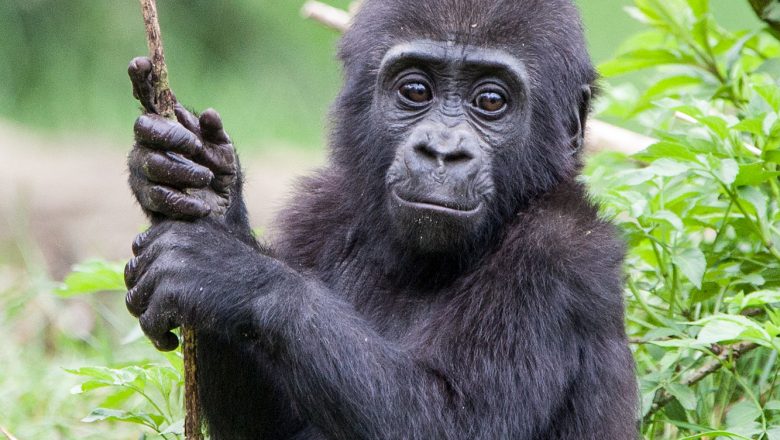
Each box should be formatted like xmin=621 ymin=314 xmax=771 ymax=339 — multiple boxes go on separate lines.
xmin=399 ymin=82 xmax=433 ymax=104
xmin=474 ymin=91 xmax=507 ymax=113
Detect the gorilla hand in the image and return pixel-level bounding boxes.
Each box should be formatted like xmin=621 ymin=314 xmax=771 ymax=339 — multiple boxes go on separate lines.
xmin=127 ymin=56 xmax=240 ymax=223
xmin=126 ymin=221 xmax=245 ymax=350
xmin=125 ymin=220 xmax=286 ymax=351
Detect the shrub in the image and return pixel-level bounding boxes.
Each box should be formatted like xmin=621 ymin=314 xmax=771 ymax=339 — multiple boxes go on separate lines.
xmin=587 ymin=0 xmax=780 ymax=438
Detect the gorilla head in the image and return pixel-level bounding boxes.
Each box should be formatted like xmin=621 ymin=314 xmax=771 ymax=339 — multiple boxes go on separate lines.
xmin=330 ymin=0 xmax=596 ymax=254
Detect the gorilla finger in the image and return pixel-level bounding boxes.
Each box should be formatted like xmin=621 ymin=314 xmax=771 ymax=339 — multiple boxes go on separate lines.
xmin=128 ymin=57 xmax=156 ymax=113
xmin=175 ymin=104 xmax=201 ymax=133
xmin=148 ymin=185 xmax=212 ymax=219
xmin=132 ymin=229 xmax=154 ymax=256
xmin=124 ymin=257 xmax=141 ymax=289
xmin=125 ymin=287 xmax=148 ymax=317
xmin=143 ymin=151 xmax=214 ymax=189
xmin=134 ymin=114 xmax=203 ymax=156
xmin=154 ymin=332 xmax=181 ymax=352
xmin=211 ymin=172 xmax=237 ymax=194
xmin=199 ymin=143 xmax=238 ymax=176
xmin=199 ymin=109 xmax=231 ymax=144
xmin=140 ymin=311 xmax=181 ymax=352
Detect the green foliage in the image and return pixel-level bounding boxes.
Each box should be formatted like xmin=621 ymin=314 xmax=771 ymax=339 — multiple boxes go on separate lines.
xmin=586 ymin=0 xmax=780 ymax=438
xmin=47 ymin=260 xmax=187 ymax=439
xmin=57 ymin=260 xmax=126 ymax=298
xmin=67 ymin=360 xmax=185 ymax=440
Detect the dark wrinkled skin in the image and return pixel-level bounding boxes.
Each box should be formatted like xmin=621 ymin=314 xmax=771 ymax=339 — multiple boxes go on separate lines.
xmin=125 ymin=1 xmax=638 ymax=439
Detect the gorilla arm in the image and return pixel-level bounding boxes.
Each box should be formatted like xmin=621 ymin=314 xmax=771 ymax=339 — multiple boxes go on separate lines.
xmin=123 ymin=220 xmax=574 ymax=440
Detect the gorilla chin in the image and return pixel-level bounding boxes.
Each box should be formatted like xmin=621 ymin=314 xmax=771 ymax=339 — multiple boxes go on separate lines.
xmin=388 ymin=186 xmax=487 ymax=253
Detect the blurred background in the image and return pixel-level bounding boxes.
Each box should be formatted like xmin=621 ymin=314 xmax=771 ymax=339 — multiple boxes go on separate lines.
xmin=0 ymin=1 xmax=767 ymax=438
xmin=0 ymin=0 xmax=759 ymax=273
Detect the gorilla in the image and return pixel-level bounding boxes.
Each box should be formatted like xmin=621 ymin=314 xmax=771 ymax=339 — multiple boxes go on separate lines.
xmin=124 ymin=0 xmax=638 ymax=438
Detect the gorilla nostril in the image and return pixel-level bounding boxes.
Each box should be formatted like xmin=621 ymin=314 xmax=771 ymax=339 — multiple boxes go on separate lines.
xmin=414 ymin=143 xmax=438 ymax=162
xmin=448 ymin=151 xmax=473 ymax=164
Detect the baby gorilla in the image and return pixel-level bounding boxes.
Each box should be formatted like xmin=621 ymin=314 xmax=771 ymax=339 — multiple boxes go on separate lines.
xmin=125 ymin=0 xmax=638 ymax=439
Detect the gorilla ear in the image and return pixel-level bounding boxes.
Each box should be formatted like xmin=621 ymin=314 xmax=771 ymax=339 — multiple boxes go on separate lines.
xmin=569 ymin=84 xmax=592 ymax=154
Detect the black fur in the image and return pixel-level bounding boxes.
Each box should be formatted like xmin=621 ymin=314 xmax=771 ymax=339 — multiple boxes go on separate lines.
xmin=125 ymin=0 xmax=638 ymax=438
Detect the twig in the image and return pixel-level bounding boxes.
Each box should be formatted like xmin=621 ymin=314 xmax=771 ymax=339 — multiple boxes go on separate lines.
xmin=0 ymin=426 xmax=19 ymax=440
xmin=300 ymin=0 xmax=656 ymax=156
xmin=139 ymin=0 xmax=176 ymax=120
xmin=643 ymin=341 xmax=760 ymax=423
xmin=138 ymin=2 xmax=202 ymax=439
xmin=585 ymin=119 xmax=655 ymax=155
xmin=301 ymin=1 xmax=351 ymax=32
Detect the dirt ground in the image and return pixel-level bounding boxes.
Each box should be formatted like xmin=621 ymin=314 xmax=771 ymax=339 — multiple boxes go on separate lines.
xmin=0 ymin=119 xmax=324 ymax=278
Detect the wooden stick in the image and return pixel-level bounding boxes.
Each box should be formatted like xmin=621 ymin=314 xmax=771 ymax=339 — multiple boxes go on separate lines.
xmin=301 ymin=1 xmax=351 ymax=32
xmin=139 ymin=0 xmax=177 ymax=120
xmin=138 ymin=2 xmax=203 ymax=439
xmin=301 ymin=0 xmax=657 ymax=156
xmin=0 ymin=426 xmax=19 ymax=440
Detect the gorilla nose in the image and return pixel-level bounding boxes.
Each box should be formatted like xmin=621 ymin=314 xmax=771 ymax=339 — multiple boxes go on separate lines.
xmin=403 ymin=125 xmax=483 ymax=178
xmin=413 ymin=142 xmax=475 ymax=167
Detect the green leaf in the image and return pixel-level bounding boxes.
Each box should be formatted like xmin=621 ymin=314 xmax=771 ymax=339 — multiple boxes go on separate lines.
xmin=733 ymin=117 xmax=765 ymax=136
xmin=735 ymin=163 xmax=780 ymax=186
xmin=161 ymin=419 xmax=185 ymax=435
xmin=82 ymin=408 xmax=164 ymax=428
xmin=756 ymin=84 xmax=780 ymax=112
xmin=726 ymin=289 xmax=780 ymax=309
xmin=763 ymin=3 xmax=780 ymax=21
xmin=679 ymin=431 xmax=751 ymax=440
xmin=685 ymin=0 xmax=707 ymax=19
xmin=714 ymin=159 xmax=739 ymax=186
xmin=650 ymin=210 xmax=685 ymax=231
xmin=766 ymin=426 xmax=780 ymax=440
xmin=726 ymin=400 xmax=762 ymax=431
xmin=57 ymin=260 xmax=126 ymax=297
xmin=674 ymin=247 xmax=707 ymax=289
xmin=739 ymin=186 xmax=769 ymax=219
xmin=648 ymin=158 xmax=692 ymax=177
xmin=666 ymin=382 xmax=697 ymax=411
xmin=697 ymin=116 xmax=731 ymax=140
xmin=70 ymin=380 xmax=111 ymax=394
xmin=635 ymin=141 xmax=698 ymax=162
xmin=695 ymin=315 xmax=771 ymax=345
xmin=598 ymin=49 xmax=695 ymax=77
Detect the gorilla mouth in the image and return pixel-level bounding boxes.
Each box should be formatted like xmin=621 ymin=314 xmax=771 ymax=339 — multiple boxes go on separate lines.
xmin=392 ymin=190 xmax=482 ymax=216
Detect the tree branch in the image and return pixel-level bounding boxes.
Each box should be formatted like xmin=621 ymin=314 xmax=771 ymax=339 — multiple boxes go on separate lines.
xmin=300 ymin=0 xmax=655 ymax=156
xmin=643 ymin=341 xmax=760 ymax=423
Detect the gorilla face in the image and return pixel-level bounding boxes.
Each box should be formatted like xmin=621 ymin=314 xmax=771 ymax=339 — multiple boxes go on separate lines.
xmin=377 ymin=40 xmax=532 ymax=252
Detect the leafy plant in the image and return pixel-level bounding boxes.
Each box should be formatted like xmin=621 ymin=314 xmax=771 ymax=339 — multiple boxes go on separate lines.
xmin=68 ymin=361 xmax=185 ymax=440
xmin=57 ymin=261 xmax=186 ymax=440
xmin=586 ymin=0 xmax=780 ymax=438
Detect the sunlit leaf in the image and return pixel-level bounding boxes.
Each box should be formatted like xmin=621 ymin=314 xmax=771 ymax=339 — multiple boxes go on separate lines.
xmin=57 ymin=260 xmax=126 ymax=297
xmin=674 ymin=247 xmax=706 ymax=289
